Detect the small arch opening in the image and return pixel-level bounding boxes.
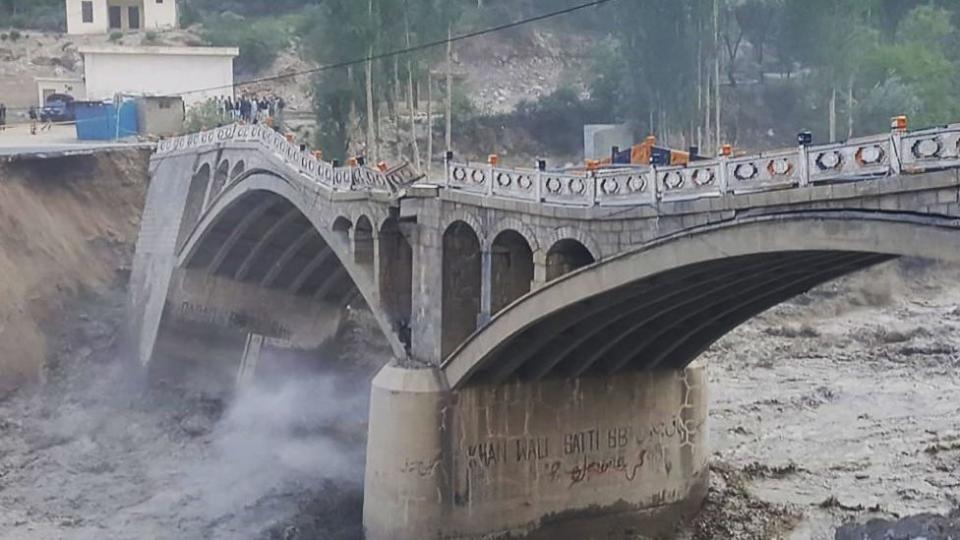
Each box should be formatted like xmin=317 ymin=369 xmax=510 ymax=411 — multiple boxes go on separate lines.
xmin=332 ymin=217 xmax=352 ymax=246
xmin=491 ymin=230 xmax=534 ymax=314
xmin=442 ymin=221 xmax=482 ymax=358
xmin=354 ymin=216 xmax=375 ymax=270
xmin=546 ymin=239 xmax=595 ymax=281
xmin=209 ymin=160 xmax=230 ymax=203
xmin=230 ymin=160 xmax=246 ymax=181
xmin=379 ymin=218 xmax=414 ymax=347
xmin=177 ymin=163 xmax=211 ymax=251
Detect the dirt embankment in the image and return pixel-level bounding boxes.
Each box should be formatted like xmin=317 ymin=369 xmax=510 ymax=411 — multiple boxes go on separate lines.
xmin=0 ymin=150 xmax=149 ymax=388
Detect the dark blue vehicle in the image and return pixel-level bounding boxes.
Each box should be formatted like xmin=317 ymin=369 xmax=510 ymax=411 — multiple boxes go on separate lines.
xmin=39 ymin=93 xmax=76 ymax=123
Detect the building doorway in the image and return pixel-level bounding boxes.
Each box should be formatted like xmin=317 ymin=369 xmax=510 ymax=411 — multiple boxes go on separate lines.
xmin=106 ymin=1 xmax=145 ymax=32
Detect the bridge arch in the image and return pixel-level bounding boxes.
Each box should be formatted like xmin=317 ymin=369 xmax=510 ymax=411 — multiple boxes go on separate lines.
xmin=332 ymin=216 xmax=352 ymax=246
xmin=442 ymin=220 xmax=483 ymax=358
xmin=176 ymin=163 xmax=211 ymax=250
xmin=379 ymin=217 xmax=414 ymax=345
xmin=546 ymin=238 xmax=596 ymax=281
xmin=230 ymin=160 xmax=246 ymax=181
xmin=442 ymin=213 xmax=960 ymax=388
xmin=487 ymin=217 xmax=539 ymax=253
xmin=490 ymin=230 xmax=534 ymax=315
xmin=176 ymin=172 xmax=407 ymax=360
xmin=354 ymin=215 xmax=375 ymax=271
xmin=440 ymin=210 xmax=486 ymax=247
xmin=209 ymin=160 xmax=230 ymax=203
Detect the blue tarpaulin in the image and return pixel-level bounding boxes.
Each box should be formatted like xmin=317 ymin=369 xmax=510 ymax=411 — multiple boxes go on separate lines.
xmin=74 ymin=99 xmax=139 ymax=141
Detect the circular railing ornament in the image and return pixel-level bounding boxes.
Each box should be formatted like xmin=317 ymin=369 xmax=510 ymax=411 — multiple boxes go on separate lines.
xmin=496 ymin=172 xmax=513 ymax=188
xmin=569 ymin=177 xmax=586 ymax=195
xmin=734 ymin=163 xmax=759 ymax=181
xmin=692 ymin=168 xmax=716 ymax=186
xmin=767 ymin=158 xmax=794 ymax=177
xmin=627 ymin=175 xmax=646 ymax=193
xmin=855 ymin=145 xmax=886 ymax=166
xmin=517 ymin=175 xmax=533 ymax=190
xmin=816 ymin=151 xmax=843 ymax=171
xmin=912 ymin=138 xmax=942 ymax=159
xmin=471 ymin=169 xmax=486 ymax=184
xmin=452 ymin=167 xmax=467 ymax=182
xmin=545 ymin=177 xmax=563 ymax=194
xmin=662 ymin=171 xmax=685 ymax=190
xmin=600 ymin=177 xmax=621 ymax=195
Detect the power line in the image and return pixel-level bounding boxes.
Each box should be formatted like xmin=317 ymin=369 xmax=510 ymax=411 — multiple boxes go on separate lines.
xmin=1 ymin=0 xmax=618 ymax=113
xmin=182 ymin=0 xmax=618 ymax=97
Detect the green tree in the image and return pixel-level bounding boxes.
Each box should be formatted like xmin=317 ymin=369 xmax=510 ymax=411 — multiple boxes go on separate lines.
xmin=860 ymin=5 xmax=960 ymax=129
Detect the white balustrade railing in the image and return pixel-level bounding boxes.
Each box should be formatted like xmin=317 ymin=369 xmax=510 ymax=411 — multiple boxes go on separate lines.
xmin=726 ymin=148 xmax=802 ymax=194
xmin=442 ymin=122 xmax=960 ymax=207
xmin=657 ymin=160 xmax=723 ymax=202
xmin=157 ymin=121 xmax=960 ymax=205
xmin=156 ymin=124 xmax=420 ymax=193
xmin=901 ymin=124 xmax=960 ymax=172
xmin=594 ymin=168 xmax=656 ymax=206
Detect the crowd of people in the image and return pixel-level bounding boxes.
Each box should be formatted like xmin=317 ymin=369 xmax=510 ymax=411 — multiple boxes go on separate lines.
xmin=214 ymin=94 xmax=286 ymax=127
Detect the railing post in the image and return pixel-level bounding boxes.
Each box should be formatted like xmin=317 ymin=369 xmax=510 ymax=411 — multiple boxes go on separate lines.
xmin=591 ymin=171 xmax=599 ymax=206
xmin=487 ymin=163 xmax=495 ymax=196
xmin=890 ymin=129 xmax=903 ymax=176
xmin=798 ymin=145 xmax=810 ymax=187
xmin=652 ymin=166 xmax=661 ymax=203
xmin=718 ymin=156 xmax=729 ymax=195
xmin=535 ymin=169 xmax=543 ymax=202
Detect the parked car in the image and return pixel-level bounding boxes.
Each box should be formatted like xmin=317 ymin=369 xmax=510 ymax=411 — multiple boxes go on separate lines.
xmin=40 ymin=94 xmax=76 ymax=123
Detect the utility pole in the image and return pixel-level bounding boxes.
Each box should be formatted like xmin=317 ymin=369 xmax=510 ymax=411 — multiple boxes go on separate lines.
xmin=445 ymin=24 xmax=453 ymax=153
xmin=365 ymin=0 xmax=377 ymax=160
xmin=427 ymin=73 xmax=433 ymax=176
xmin=714 ymin=0 xmax=721 ymax=152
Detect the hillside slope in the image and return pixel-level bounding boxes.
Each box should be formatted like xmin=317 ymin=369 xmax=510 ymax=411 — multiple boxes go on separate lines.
xmin=0 ymin=150 xmax=149 ymax=387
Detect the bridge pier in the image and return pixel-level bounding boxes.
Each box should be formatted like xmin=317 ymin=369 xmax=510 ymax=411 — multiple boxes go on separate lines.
xmin=363 ymin=362 xmax=709 ymax=540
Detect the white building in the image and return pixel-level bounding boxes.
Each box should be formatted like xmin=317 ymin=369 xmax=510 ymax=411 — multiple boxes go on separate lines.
xmin=66 ymin=0 xmax=178 ymax=35
xmin=79 ymin=46 xmax=239 ymax=106
xmin=35 ymin=77 xmax=87 ymax=105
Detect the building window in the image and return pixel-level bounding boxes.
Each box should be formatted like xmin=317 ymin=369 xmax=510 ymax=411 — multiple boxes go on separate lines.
xmin=108 ymin=6 xmax=122 ymax=29
xmin=129 ymin=6 xmax=141 ymax=30
xmin=81 ymin=1 xmax=93 ymax=23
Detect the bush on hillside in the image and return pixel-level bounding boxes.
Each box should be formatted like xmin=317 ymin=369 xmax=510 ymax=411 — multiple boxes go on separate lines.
xmin=200 ymin=13 xmax=290 ymax=75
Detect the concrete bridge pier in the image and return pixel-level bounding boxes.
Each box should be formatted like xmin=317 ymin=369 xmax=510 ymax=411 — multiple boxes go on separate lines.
xmin=363 ymin=362 xmax=709 ymax=540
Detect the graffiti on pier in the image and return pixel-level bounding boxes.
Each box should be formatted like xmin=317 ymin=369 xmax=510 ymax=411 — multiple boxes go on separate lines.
xmin=456 ymin=417 xmax=698 ymax=497
xmin=176 ymin=301 xmax=291 ymax=339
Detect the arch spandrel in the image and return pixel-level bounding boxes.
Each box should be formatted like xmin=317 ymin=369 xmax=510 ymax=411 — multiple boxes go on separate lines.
xmin=175 ymin=171 xmax=407 ymax=360
xmin=441 ymin=213 xmax=960 ymax=388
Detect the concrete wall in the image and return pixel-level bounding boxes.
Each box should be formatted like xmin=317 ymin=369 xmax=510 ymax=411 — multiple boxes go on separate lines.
xmin=364 ymin=363 xmax=709 ymax=539
xmin=66 ymin=0 xmax=177 ymax=35
xmin=66 ymin=0 xmax=109 ymax=35
xmin=584 ymin=124 xmax=633 ymax=161
xmin=137 ymin=96 xmax=184 ymax=137
xmin=126 ymin=152 xmax=197 ymax=366
xmin=36 ymin=78 xmax=86 ymax=106
xmin=141 ymin=0 xmax=177 ymax=30
xmin=82 ymin=47 xmax=236 ymax=106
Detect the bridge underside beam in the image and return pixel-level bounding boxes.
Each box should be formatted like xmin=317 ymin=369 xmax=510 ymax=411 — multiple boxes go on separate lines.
xmin=471 ymin=250 xmax=895 ymax=384
xmin=183 ymin=194 xmax=363 ymax=304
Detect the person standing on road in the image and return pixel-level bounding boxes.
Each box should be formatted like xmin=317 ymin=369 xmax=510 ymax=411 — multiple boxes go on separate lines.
xmin=28 ymin=105 xmax=38 ymax=135
xmin=0 ymin=103 xmax=6 ymax=132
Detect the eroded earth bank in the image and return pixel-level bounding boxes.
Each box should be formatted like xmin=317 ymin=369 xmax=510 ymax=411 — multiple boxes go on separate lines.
xmin=0 ymin=153 xmax=957 ymax=539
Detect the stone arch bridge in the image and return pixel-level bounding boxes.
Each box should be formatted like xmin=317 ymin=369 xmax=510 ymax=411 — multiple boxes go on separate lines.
xmin=129 ymin=122 xmax=960 ymax=539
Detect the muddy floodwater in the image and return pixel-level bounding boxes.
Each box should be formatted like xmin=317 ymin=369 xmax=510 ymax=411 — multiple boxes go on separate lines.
xmin=0 ymin=261 xmax=957 ymax=539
